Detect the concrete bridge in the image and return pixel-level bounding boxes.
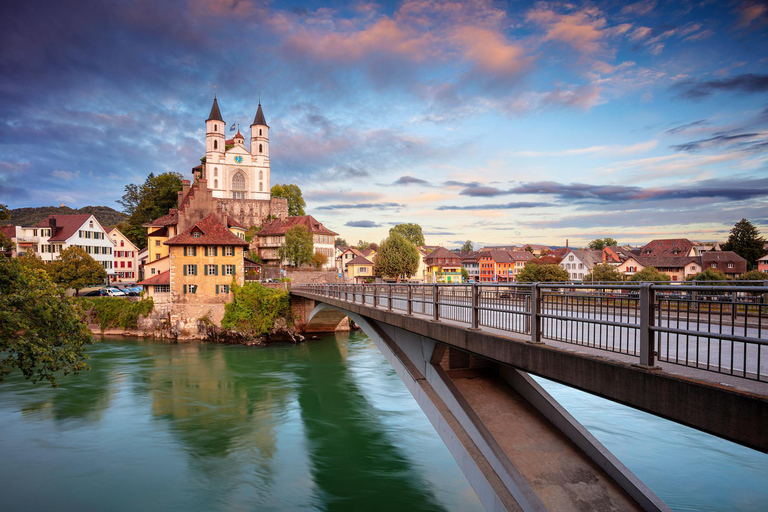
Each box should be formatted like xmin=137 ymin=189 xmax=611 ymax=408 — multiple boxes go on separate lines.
xmin=291 ymin=282 xmax=768 ymax=512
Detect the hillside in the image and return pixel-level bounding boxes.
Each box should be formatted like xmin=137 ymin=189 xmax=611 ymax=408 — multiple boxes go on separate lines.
xmin=9 ymin=205 xmax=127 ymax=228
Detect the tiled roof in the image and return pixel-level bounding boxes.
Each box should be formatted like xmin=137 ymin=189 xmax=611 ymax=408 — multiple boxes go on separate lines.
xmin=225 ymin=215 xmax=246 ymax=229
xmin=636 ymin=256 xmax=699 ymax=269
xmin=702 ymin=251 xmax=747 ymax=273
xmin=361 ymin=249 xmax=376 ymax=258
xmin=1 ymin=225 xmax=15 ymax=238
xmin=424 ymin=246 xmax=461 ymax=263
xmin=346 ymin=256 xmax=374 ymax=266
xmin=144 ymin=209 xmax=178 ymax=227
xmin=138 ymin=270 xmax=170 ymax=286
xmin=207 ymin=96 xmax=223 ymax=122
xmin=461 ymin=251 xmax=481 ymax=263
xmin=253 ymin=102 xmax=268 ymax=126
xmin=509 ymin=251 xmax=536 ymax=261
xmin=165 ymin=213 xmax=248 ymax=246
xmin=569 ymin=250 xmax=604 ymax=268
xmin=639 ymin=238 xmax=694 ymax=258
xmin=148 ymin=227 xmax=169 ymax=237
xmin=35 ymin=214 xmax=92 ymax=242
xmin=488 ymin=250 xmax=514 ymax=263
xmin=258 ymin=215 xmax=338 ymax=237
xmin=522 ymin=244 xmax=550 ymax=251
xmin=234 ymin=129 xmax=244 ymax=139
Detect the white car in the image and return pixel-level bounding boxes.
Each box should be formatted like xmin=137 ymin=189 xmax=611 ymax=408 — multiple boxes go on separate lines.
xmin=105 ymin=288 xmax=126 ymax=296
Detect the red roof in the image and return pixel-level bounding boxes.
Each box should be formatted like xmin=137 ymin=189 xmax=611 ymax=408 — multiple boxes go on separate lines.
xmin=144 ymin=209 xmax=178 ymax=227
xmin=226 ymin=215 xmax=246 ymax=229
xmin=165 ymin=213 xmax=248 ymax=247
xmin=138 ymin=270 xmax=170 ymax=286
xmin=259 ymin=215 xmax=338 ymax=237
xmin=639 ymin=239 xmax=694 ymax=258
xmin=702 ymin=251 xmax=747 ymax=274
xmin=234 ymin=129 xmax=244 ymax=139
xmin=424 ymin=246 xmax=462 ymax=264
xmin=1 ymin=225 xmax=15 ymax=238
xmin=346 ymin=256 xmax=374 ymax=266
xmin=35 ymin=214 xmax=93 ymax=242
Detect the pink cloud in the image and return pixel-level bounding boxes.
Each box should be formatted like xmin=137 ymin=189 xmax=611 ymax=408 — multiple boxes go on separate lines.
xmin=526 ymin=5 xmax=608 ymax=54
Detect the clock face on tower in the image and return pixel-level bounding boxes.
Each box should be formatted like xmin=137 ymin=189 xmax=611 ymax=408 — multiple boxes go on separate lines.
xmin=234 ymin=155 xmax=243 ymax=164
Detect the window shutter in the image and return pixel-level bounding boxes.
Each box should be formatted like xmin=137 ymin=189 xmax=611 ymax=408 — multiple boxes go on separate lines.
xmin=183 ymin=247 xmax=187 ymax=256
xmin=222 ymin=264 xmax=225 ymax=275
xmin=183 ymin=284 xmax=187 ymax=294
xmin=215 ymin=265 xmax=219 ymax=276
xmin=215 ymin=285 xmax=219 ymax=294
xmin=183 ymin=265 xmax=187 ymax=276
xmin=214 ymin=246 xmax=218 ymax=256
xmin=193 ymin=264 xmax=197 ymax=275
xmin=233 ymin=265 xmax=236 ymax=276
xmin=192 ymin=247 xmax=197 ymax=256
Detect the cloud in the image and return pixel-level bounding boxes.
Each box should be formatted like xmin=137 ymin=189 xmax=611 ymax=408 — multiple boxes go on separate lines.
xmin=444 ymin=180 xmax=482 ymax=188
xmin=460 ymin=186 xmax=508 ymax=197
xmin=436 ymin=202 xmax=554 ymax=210
xmin=52 ymin=170 xmax=80 ymax=181
xmin=671 ymin=132 xmax=765 ymax=152
xmin=735 ymin=1 xmax=768 ymax=29
xmin=345 ymin=220 xmax=380 ymax=228
xmin=665 ymin=119 xmax=709 ymax=134
xmin=621 ymin=0 xmax=658 ymax=17
xmin=391 ymin=175 xmax=431 ymax=186
xmin=316 ymin=202 xmax=405 ymax=211
xmin=509 ymin=140 xmax=657 ymax=157
xmin=673 ymin=74 xmax=768 ymax=99
xmin=526 ymin=4 xmax=609 ymax=54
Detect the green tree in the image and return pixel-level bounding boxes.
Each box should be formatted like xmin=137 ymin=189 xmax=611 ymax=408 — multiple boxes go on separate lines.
xmin=48 ymin=247 xmax=107 ymax=296
xmin=584 ymin=263 xmax=624 ymax=282
xmin=374 ymin=233 xmax=420 ymax=281
xmin=355 ymin=240 xmax=371 ymax=251
xmin=312 ymin=251 xmax=329 ymax=270
xmin=222 ymin=282 xmax=291 ymax=338
xmin=0 ymin=203 xmax=9 ymax=220
xmin=389 ymin=223 xmax=425 ymax=246
xmin=740 ymin=270 xmax=768 ymax=282
xmin=335 ymin=237 xmax=348 ymax=247
xmin=686 ymin=268 xmax=728 ymax=282
xmin=629 ymin=267 xmax=670 ymax=282
xmin=587 ymin=238 xmax=619 ymax=250
xmin=271 ymin=184 xmax=306 ymax=216
xmin=117 ymin=171 xmax=183 ymax=248
xmin=460 ymin=240 xmax=474 ymax=255
xmin=517 ymin=263 xmax=570 ymax=282
xmin=0 ymin=203 xmax=12 ymax=255
xmin=461 ymin=268 xmax=469 ymax=281
xmin=0 ymin=258 xmax=93 ymax=387
xmin=16 ymin=252 xmax=47 ymax=272
xmin=722 ymin=219 xmax=765 ymax=269
xmin=279 ymin=225 xmax=314 ymax=267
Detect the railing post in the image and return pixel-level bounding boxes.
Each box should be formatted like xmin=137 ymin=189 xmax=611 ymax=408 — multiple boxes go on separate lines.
xmin=406 ymin=284 xmax=413 ymax=316
xmin=388 ymin=284 xmax=393 ymax=311
xmin=638 ymin=283 xmax=658 ymax=368
xmin=373 ymin=284 xmax=378 ymax=308
xmin=530 ymin=282 xmax=542 ymax=343
xmin=432 ymin=284 xmax=439 ymax=321
xmin=470 ymin=283 xmax=480 ymax=330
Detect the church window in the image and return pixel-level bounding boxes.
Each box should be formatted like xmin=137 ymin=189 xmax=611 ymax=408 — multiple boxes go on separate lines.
xmin=214 ymin=125 xmax=217 ymax=132
xmin=259 ymin=170 xmax=263 ymax=179
xmin=259 ymin=129 xmax=262 ymax=136
xmin=259 ymin=182 xmax=263 ymax=191
xmin=259 ymin=144 xmax=263 ymax=153
xmin=214 ymin=140 xmax=218 ymax=150
xmin=214 ymin=167 xmax=218 ymax=177
xmin=214 ymin=179 xmax=218 ymax=188
xmin=232 ymin=172 xmax=246 ymax=199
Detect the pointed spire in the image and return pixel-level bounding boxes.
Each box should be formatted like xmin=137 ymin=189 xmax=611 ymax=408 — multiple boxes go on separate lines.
xmin=252 ymin=101 xmax=268 ymax=127
xmin=207 ymin=96 xmax=223 ymax=122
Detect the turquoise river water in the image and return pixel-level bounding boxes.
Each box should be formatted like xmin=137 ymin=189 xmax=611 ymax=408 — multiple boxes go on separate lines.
xmin=0 ymin=332 xmax=766 ymax=511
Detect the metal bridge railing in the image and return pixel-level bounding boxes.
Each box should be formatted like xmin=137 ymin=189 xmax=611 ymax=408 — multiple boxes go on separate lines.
xmin=295 ymin=282 xmax=768 ymax=382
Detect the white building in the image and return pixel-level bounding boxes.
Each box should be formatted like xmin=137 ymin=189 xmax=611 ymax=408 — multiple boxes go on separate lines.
xmin=559 ymin=249 xmax=602 ymax=281
xmin=18 ymin=215 xmax=114 ymax=272
xmin=202 ymin=95 xmax=271 ymax=201
xmin=107 ymin=227 xmax=140 ymax=283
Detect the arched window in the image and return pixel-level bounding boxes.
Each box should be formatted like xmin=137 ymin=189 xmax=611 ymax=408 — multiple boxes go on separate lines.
xmin=259 ymin=144 xmax=263 ymax=153
xmin=214 ymin=179 xmax=218 ymax=188
xmin=259 ymin=129 xmax=262 ymax=136
xmin=214 ymin=140 xmax=218 ymax=150
xmin=232 ymin=172 xmax=246 ymax=199
xmin=214 ymin=125 xmax=217 ymax=132
xmin=259 ymin=182 xmax=263 ymax=191
xmin=259 ymin=170 xmax=263 ymax=179
xmin=214 ymin=167 xmax=218 ymax=177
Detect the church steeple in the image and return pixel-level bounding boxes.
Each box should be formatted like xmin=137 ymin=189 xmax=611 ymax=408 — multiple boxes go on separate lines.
xmin=253 ymin=102 xmax=268 ymax=127
xmin=207 ymin=95 xmax=224 ymax=122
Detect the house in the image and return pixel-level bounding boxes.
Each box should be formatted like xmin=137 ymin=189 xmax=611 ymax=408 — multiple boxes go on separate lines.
xmin=635 ymin=256 xmax=701 ymax=281
xmin=616 ymin=256 xmax=645 ymax=278
xmin=137 ymin=270 xmax=170 ymax=299
xmin=107 ymin=227 xmax=139 ymax=283
xmin=345 ymin=256 xmax=375 ymax=283
xmin=702 ymin=251 xmax=746 ymax=278
xmin=18 ymin=215 xmax=114 ymax=272
xmin=257 ymin=215 xmax=338 ymax=269
xmin=461 ymin=251 xmax=481 ymax=282
xmin=137 ymin=248 xmax=148 ymax=281
xmin=691 ymin=242 xmax=722 ymax=256
xmin=1 ymin=225 xmax=19 ymax=257
xmin=424 ymin=247 xmax=463 ymax=283
xmin=508 ymin=251 xmax=536 ymax=279
xmin=758 ymin=254 xmax=768 ymax=272
xmin=521 ymin=244 xmax=551 ymax=256
xmin=336 ymin=247 xmax=362 ymax=273
xmin=560 ymin=250 xmax=603 ymax=281
xmin=638 ymin=238 xmax=695 ymax=258
xmin=163 ymin=213 xmax=248 ymax=303
xmin=488 ymin=250 xmax=515 ymax=282
xmin=602 ymin=245 xmax=635 ymax=265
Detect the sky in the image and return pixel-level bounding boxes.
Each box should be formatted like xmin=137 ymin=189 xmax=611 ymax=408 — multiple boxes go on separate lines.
xmin=1 ymin=0 xmax=767 ymax=249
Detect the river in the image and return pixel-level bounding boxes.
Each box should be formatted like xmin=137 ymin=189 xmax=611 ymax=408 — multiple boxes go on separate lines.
xmin=0 ymin=332 xmax=765 ymax=511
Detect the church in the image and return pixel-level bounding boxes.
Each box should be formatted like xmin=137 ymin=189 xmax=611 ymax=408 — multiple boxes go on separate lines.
xmin=195 ymin=95 xmax=272 ymax=201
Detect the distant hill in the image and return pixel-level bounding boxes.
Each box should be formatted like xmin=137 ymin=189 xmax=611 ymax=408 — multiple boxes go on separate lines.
xmin=9 ymin=205 xmax=127 ymax=228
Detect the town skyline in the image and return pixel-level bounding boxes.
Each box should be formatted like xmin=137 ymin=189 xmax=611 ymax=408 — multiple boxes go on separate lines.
xmin=1 ymin=0 xmax=767 ymax=247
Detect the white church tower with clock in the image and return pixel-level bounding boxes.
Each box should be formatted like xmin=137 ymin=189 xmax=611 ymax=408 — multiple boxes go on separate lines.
xmin=203 ymin=95 xmax=271 ymax=201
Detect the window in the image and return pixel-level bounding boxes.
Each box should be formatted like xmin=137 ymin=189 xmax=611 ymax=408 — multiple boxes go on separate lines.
xmin=155 ymin=254 xmax=160 ymax=260
xmin=184 ymin=264 xmax=198 ymax=276
xmin=120 ymin=240 xmax=124 ymax=247
xmin=89 ymin=221 xmax=94 ymax=228
xmin=259 ymin=129 xmax=262 ymax=136
xmin=128 ymin=261 xmax=132 ymax=268
xmin=214 ymin=167 xmax=218 ymax=177
xmin=183 ymin=284 xmax=197 ymax=294
xmin=151 ymin=268 xmax=156 ymax=275
xmin=214 ymin=140 xmax=218 ymax=150
xmin=155 ymin=285 xmax=170 ymax=293
xmin=259 ymin=144 xmax=263 ymax=153
xmin=214 ymin=125 xmax=217 ymax=132
xmin=728 ymin=262 xmax=734 ymax=268
xmin=205 ymin=264 xmax=218 ymax=276
xmin=155 ymin=240 xmax=160 ymax=246
xmin=225 ymin=246 xmax=234 ymax=256
xmin=259 ymin=182 xmax=263 ymax=192
xmin=223 ymin=264 xmax=235 ymax=275
xmin=712 ymin=262 xmax=717 ymax=268
xmin=259 ymin=170 xmax=263 ymax=179
xmin=569 ymin=255 xmax=574 ymax=261
xmin=232 ymin=171 xmax=246 ymax=199
xmin=214 ymin=179 xmax=218 ymax=188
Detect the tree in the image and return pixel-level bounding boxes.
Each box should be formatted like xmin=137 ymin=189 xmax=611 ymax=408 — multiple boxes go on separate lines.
xmin=587 ymin=238 xmax=618 ymax=250
xmin=271 ymin=184 xmax=306 ymax=216
xmin=0 ymin=203 xmax=12 ymax=255
xmin=722 ymin=219 xmax=765 ymax=269
xmin=335 ymin=237 xmax=348 ymax=247
xmin=0 ymin=258 xmax=93 ymax=387
xmin=740 ymin=270 xmax=768 ymax=282
xmin=517 ymin=263 xmax=570 ymax=282
xmin=629 ymin=267 xmax=670 ymax=282
xmin=529 ymin=255 xmax=562 ymax=265
xmin=584 ymin=263 xmax=624 ymax=282
xmin=374 ymin=233 xmax=420 ymax=281
xmin=0 ymin=203 xmax=9 ymax=220
xmin=312 ymin=251 xmax=329 ymax=270
xmin=460 ymin=240 xmax=474 ymax=255
xmin=279 ymin=225 xmax=314 ymax=267
xmin=48 ymin=247 xmax=107 ymax=296
xmin=389 ymin=223 xmax=425 ymax=246
xmin=117 ymin=171 xmax=183 ymax=248
xmin=222 ymin=282 xmax=291 ymax=338
xmin=687 ymin=268 xmax=728 ymax=282
xmin=16 ymin=252 xmax=47 ymax=272
xmin=355 ymin=240 xmax=371 ymax=251
xmin=461 ymin=268 xmax=469 ymax=281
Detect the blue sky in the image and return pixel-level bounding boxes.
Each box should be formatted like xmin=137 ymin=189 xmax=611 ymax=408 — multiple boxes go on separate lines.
xmin=1 ymin=0 xmax=767 ymax=247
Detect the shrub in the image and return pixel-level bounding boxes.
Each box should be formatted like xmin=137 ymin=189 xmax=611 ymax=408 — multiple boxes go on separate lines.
xmin=78 ymin=297 xmax=154 ymax=331
xmin=221 ymin=282 xmax=291 ymax=337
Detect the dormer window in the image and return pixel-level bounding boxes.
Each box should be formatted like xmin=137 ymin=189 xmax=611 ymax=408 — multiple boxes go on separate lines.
xmin=193 ymin=231 xmax=201 ymax=238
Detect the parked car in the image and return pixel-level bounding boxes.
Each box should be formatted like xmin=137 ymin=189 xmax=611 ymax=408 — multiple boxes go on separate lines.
xmin=105 ymin=288 xmax=126 ymax=296
xmin=83 ymin=289 xmax=108 ymax=297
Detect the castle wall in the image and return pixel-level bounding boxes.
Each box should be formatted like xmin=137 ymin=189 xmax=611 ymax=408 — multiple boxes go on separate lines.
xmin=217 ymin=196 xmax=288 ymax=228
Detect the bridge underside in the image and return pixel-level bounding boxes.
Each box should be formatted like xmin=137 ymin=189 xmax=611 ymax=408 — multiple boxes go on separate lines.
xmin=305 ymin=303 xmax=670 ymax=512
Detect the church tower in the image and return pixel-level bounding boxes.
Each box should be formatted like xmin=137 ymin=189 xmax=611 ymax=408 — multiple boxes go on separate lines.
xmin=205 ymin=95 xmax=225 ymax=165
xmin=250 ymin=101 xmax=270 ymax=196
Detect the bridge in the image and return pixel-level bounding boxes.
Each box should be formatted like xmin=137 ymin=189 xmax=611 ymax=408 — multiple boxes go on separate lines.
xmin=291 ymin=282 xmax=768 ymax=512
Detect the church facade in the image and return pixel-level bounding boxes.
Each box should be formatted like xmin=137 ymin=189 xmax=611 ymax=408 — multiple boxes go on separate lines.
xmin=201 ymin=96 xmax=271 ymax=201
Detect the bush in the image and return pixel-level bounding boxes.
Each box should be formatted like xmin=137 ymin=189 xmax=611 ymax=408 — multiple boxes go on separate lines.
xmin=221 ymin=282 xmax=291 ymax=338
xmin=686 ymin=268 xmax=728 ymax=282
xmin=517 ymin=263 xmax=569 ymax=282
xmin=78 ymin=297 xmax=154 ymax=331
xmin=629 ymin=267 xmax=670 ymax=283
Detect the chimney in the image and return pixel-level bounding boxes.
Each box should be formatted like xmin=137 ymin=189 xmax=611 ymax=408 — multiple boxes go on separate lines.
xmin=177 ymin=190 xmax=183 ymax=207
xmin=49 ymin=216 xmax=56 ymax=229
xmin=566 ymin=239 xmax=569 ymax=249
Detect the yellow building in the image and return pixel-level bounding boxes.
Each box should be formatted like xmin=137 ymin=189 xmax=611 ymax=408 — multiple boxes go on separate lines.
xmin=164 ymin=213 xmax=248 ymax=303
xmin=106 ymin=227 xmax=140 ymax=283
xmin=345 ymin=256 xmax=375 ymax=284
